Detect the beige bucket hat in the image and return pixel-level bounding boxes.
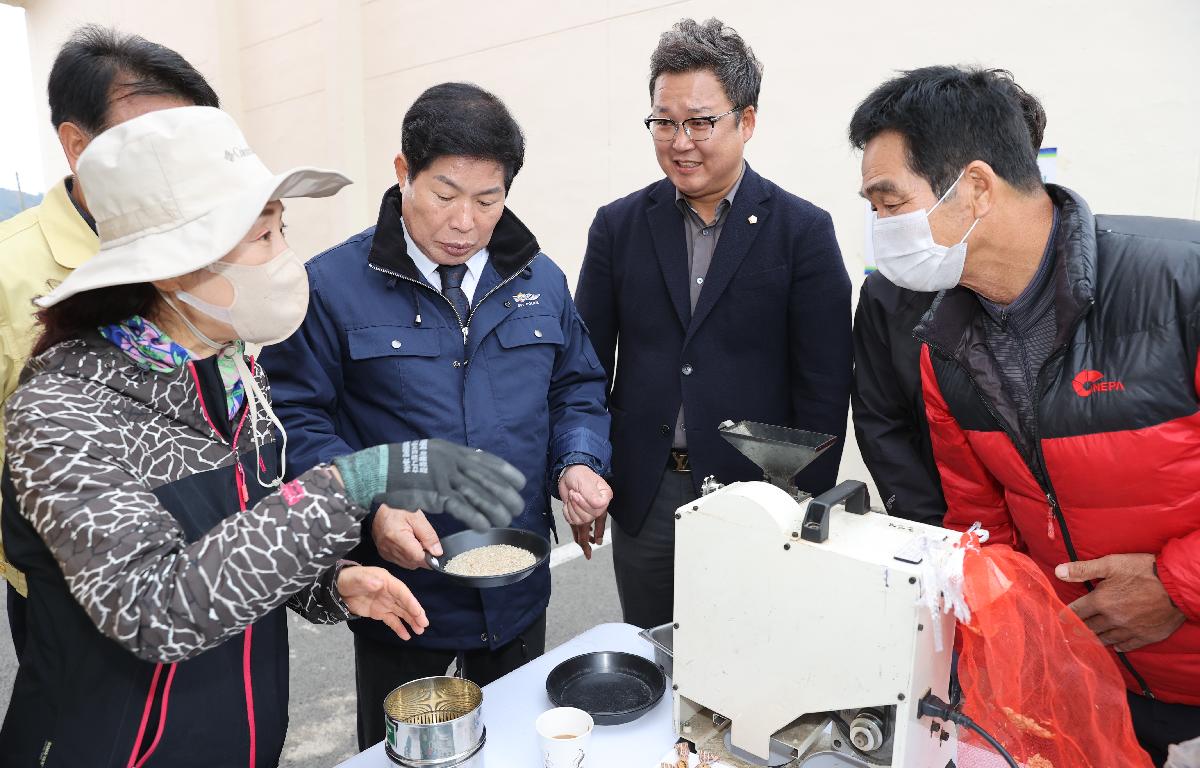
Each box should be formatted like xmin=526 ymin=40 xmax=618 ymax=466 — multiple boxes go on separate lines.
xmin=37 ymin=105 xmax=351 ymax=307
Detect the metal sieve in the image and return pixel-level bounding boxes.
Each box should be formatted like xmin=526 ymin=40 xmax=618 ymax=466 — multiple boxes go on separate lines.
xmin=383 ymin=676 xmax=485 ymax=767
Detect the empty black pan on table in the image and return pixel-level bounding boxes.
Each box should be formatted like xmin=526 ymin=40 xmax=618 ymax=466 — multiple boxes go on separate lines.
xmin=425 ymin=528 xmax=551 ymax=589
xmin=546 ymin=651 xmax=667 ymax=725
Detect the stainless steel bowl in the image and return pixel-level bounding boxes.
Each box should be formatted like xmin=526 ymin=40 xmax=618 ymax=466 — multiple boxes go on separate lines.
xmin=638 ymin=622 xmax=674 ymax=679
xmin=383 ymin=676 xmax=485 ymax=767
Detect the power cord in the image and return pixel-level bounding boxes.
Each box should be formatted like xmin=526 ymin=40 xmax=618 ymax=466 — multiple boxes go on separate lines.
xmin=918 ymin=693 xmax=1019 ymax=768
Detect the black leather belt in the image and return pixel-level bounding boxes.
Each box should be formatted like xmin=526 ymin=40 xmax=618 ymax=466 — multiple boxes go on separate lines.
xmin=668 ymin=449 xmax=691 ymax=473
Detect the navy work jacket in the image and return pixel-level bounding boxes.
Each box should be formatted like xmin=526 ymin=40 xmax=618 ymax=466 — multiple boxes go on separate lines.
xmin=263 ymin=186 xmax=610 ymax=650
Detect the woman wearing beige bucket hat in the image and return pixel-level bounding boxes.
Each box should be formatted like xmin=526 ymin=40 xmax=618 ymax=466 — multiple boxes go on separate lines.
xmin=0 ymin=106 xmax=526 ymax=767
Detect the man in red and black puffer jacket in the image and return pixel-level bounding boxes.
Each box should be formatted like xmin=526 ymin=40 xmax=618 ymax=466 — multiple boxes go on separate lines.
xmin=849 ymin=65 xmax=1200 ymax=766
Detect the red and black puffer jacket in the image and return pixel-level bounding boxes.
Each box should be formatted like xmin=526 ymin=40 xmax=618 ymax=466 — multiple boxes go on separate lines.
xmin=916 ymin=184 xmax=1200 ymax=706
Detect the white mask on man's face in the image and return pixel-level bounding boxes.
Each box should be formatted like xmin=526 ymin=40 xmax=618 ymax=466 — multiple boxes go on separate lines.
xmin=870 ymin=169 xmax=979 ymax=293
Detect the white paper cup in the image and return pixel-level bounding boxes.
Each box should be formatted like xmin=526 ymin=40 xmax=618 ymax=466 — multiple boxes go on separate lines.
xmin=535 ymin=706 xmax=594 ymax=768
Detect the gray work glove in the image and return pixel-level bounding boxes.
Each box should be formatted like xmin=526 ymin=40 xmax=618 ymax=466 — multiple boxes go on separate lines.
xmin=333 ymin=439 xmax=526 ymax=531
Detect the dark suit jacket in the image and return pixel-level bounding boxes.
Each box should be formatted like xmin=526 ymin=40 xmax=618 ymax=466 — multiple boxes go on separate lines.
xmin=575 ymin=164 xmax=852 ymax=535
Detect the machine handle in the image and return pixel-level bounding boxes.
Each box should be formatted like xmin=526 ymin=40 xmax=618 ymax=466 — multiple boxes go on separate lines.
xmin=800 ymin=480 xmax=871 ymax=543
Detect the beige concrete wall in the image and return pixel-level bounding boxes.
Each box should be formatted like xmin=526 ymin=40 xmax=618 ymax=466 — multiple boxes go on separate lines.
xmin=17 ymin=0 xmax=1200 ymax=486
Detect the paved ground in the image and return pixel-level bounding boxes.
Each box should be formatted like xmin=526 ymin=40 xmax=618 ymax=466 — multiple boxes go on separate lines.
xmin=0 ymin=509 xmax=623 ymax=768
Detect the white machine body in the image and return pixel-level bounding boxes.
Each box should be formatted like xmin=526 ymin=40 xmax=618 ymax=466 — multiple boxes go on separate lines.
xmin=672 ymin=480 xmax=960 ymax=767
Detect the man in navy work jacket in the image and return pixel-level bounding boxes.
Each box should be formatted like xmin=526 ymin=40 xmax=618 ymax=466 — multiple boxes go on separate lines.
xmin=262 ymin=83 xmax=612 ymax=749
xmin=574 ymin=18 xmax=852 ymax=629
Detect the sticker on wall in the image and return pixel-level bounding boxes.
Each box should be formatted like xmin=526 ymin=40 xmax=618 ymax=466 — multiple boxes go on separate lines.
xmin=863 ymin=198 xmax=876 ymax=274
xmin=1038 ymin=147 xmax=1058 ymax=184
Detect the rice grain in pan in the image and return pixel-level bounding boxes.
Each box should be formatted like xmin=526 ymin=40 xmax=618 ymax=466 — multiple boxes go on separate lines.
xmin=443 ymin=544 xmax=536 ymax=577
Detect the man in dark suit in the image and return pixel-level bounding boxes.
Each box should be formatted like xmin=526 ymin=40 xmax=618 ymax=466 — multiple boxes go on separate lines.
xmin=575 ymin=17 xmax=852 ymax=628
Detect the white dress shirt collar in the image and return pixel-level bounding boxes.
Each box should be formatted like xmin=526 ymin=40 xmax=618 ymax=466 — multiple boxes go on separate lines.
xmin=401 ymin=218 xmax=490 ymax=304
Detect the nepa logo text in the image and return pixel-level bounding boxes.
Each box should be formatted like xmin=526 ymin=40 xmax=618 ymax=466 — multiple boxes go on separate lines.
xmin=1072 ymin=370 xmax=1125 ymax=398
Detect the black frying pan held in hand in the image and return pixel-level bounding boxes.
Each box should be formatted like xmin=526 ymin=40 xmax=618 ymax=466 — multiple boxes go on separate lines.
xmin=546 ymin=651 xmax=667 ymax=725
xmin=425 ymin=528 xmax=550 ymax=588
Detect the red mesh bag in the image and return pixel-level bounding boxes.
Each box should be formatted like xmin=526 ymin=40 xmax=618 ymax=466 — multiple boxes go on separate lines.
xmin=956 ymin=542 xmax=1153 ymax=768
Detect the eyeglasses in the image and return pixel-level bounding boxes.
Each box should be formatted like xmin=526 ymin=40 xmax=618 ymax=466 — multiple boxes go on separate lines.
xmin=643 ymin=107 xmax=744 ymax=142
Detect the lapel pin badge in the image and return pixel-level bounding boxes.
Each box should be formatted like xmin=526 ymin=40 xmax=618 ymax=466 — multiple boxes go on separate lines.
xmin=748 ymin=214 xmax=758 ymax=224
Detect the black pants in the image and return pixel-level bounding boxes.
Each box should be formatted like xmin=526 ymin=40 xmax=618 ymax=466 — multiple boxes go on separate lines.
xmin=1128 ymin=692 xmax=1200 ymax=767
xmin=1 ymin=463 xmax=25 ymax=660
xmin=5 ymin=584 xmax=25 ymax=660
xmin=611 ymin=467 xmax=696 ymax=629
xmin=353 ymin=612 xmax=547 ymax=750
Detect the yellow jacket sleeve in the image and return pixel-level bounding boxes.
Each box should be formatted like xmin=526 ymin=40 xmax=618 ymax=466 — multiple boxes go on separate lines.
xmin=0 ymin=178 xmax=98 ymax=596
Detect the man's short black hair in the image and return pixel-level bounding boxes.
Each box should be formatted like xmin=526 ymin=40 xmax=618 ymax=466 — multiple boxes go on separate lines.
xmin=848 ymin=66 xmax=1043 ymax=197
xmin=1011 ymin=79 xmax=1047 ymax=152
xmin=649 ymin=18 xmax=763 ymax=112
xmin=48 ymin=25 xmax=219 ymax=134
xmin=401 ymin=83 xmax=525 ymax=191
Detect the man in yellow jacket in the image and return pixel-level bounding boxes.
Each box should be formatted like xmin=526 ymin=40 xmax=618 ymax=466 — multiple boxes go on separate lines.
xmin=0 ymin=25 xmax=218 ymax=655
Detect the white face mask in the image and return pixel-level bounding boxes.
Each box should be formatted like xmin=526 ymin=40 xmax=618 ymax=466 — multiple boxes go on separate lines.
xmin=870 ymin=170 xmax=980 ymax=293
xmin=175 ymin=247 xmax=309 ymax=346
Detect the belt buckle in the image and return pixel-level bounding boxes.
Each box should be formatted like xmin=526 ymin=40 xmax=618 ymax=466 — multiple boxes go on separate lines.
xmin=671 ymin=450 xmax=691 ymax=473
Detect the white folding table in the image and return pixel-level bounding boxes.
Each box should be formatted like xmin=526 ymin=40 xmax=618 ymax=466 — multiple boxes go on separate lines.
xmin=334 ymin=622 xmax=1006 ymax=768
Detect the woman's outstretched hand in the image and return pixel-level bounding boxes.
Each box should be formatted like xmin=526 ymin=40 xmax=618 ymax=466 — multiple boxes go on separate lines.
xmin=337 ymin=565 xmax=429 ymax=640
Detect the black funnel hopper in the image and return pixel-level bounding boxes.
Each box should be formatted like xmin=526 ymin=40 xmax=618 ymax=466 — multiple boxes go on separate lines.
xmin=718 ymin=420 xmax=837 ymax=491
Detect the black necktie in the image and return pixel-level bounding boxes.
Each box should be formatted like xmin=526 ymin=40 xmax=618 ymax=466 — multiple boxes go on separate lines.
xmin=437 ymin=263 xmax=470 ymax=326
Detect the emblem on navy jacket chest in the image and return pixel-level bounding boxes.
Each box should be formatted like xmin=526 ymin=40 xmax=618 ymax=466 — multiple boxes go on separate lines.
xmin=512 ymin=292 xmax=541 ymax=307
